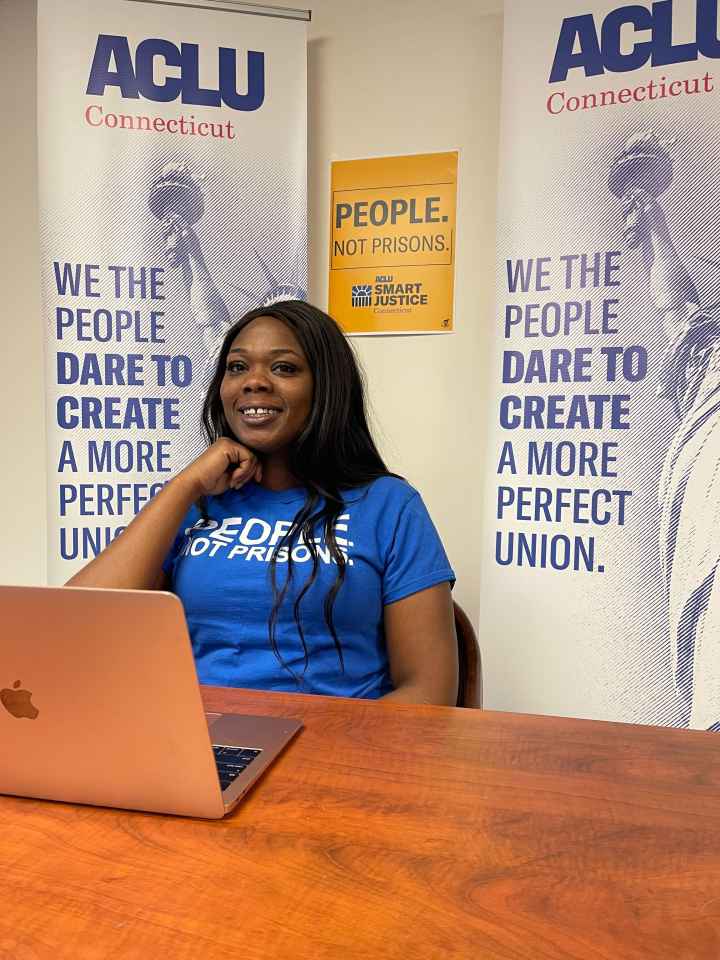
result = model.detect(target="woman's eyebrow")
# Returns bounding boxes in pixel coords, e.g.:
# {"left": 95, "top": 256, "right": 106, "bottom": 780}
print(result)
{"left": 228, "top": 347, "right": 303, "bottom": 357}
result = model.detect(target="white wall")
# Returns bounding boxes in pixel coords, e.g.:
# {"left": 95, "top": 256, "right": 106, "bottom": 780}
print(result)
{"left": 0, "top": 0, "right": 503, "bottom": 628}
{"left": 0, "top": 0, "right": 47, "bottom": 583}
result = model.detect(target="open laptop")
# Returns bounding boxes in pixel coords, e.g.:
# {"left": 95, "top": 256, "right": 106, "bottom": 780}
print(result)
{"left": 0, "top": 585, "right": 301, "bottom": 818}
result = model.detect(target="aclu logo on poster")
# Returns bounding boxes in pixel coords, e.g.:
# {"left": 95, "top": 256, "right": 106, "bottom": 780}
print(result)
{"left": 550, "top": 0, "right": 720, "bottom": 81}
{"left": 351, "top": 276, "right": 429, "bottom": 309}
{"left": 86, "top": 35, "right": 265, "bottom": 110}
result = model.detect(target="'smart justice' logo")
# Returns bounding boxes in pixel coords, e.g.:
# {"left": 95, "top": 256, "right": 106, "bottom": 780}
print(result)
{"left": 351, "top": 276, "right": 429, "bottom": 309}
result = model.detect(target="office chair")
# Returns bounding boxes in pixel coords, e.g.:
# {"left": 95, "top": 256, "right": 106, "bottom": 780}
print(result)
{"left": 453, "top": 602, "right": 482, "bottom": 709}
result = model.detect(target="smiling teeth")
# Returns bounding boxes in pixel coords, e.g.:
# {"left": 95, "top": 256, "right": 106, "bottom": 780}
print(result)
{"left": 243, "top": 407, "right": 275, "bottom": 416}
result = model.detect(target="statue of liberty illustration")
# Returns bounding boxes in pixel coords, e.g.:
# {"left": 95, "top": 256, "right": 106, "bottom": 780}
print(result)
{"left": 611, "top": 132, "right": 720, "bottom": 730}
{"left": 148, "top": 160, "right": 306, "bottom": 374}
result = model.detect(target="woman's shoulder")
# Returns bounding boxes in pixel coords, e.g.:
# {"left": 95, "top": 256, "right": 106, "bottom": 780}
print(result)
{"left": 342, "top": 475, "right": 421, "bottom": 511}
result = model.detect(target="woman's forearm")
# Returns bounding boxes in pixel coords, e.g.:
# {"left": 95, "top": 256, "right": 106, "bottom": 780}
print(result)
{"left": 66, "top": 439, "right": 260, "bottom": 590}
{"left": 65, "top": 472, "right": 202, "bottom": 590}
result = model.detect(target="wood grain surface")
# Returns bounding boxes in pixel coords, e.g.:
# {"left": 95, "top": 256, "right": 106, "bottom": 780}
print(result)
{"left": 1, "top": 687, "right": 719, "bottom": 960}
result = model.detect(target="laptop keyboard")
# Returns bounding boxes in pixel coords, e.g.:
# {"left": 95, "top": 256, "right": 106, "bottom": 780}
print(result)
{"left": 213, "top": 744, "right": 262, "bottom": 791}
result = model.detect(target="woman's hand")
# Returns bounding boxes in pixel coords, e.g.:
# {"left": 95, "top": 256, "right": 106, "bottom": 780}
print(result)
{"left": 179, "top": 438, "right": 262, "bottom": 498}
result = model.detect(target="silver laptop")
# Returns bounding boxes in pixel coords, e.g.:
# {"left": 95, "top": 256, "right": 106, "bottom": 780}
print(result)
{"left": 0, "top": 585, "right": 301, "bottom": 818}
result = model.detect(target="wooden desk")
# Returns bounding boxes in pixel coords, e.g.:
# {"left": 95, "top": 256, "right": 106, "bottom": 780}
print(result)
{"left": 1, "top": 689, "right": 719, "bottom": 959}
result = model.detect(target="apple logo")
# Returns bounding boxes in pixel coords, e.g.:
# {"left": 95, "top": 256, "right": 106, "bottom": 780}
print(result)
{"left": 0, "top": 681, "right": 39, "bottom": 720}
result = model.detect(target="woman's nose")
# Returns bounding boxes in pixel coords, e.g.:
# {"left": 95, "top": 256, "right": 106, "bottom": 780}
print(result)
{"left": 242, "top": 368, "right": 272, "bottom": 392}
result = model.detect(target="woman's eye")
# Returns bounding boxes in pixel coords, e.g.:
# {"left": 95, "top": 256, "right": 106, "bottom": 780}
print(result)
{"left": 226, "top": 361, "right": 246, "bottom": 374}
{"left": 273, "top": 362, "right": 298, "bottom": 374}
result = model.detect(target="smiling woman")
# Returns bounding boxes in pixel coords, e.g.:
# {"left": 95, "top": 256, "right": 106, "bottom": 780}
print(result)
{"left": 66, "top": 301, "right": 458, "bottom": 705}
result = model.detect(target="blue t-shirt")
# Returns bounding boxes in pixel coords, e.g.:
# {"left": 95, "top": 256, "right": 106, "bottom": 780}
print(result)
{"left": 163, "top": 476, "right": 454, "bottom": 699}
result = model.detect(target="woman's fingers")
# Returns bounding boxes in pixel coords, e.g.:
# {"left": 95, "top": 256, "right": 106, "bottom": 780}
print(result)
{"left": 226, "top": 445, "right": 259, "bottom": 489}
{"left": 229, "top": 465, "right": 256, "bottom": 490}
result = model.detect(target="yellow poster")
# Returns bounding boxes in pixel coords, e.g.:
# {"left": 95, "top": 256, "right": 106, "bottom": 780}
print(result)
{"left": 329, "top": 152, "right": 457, "bottom": 334}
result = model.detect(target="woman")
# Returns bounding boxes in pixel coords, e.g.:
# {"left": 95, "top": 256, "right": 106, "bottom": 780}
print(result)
{"left": 68, "top": 301, "right": 458, "bottom": 704}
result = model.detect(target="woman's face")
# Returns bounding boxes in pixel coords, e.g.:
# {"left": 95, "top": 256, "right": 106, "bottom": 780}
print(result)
{"left": 220, "top": 315, "right": 314, "bottom": 456}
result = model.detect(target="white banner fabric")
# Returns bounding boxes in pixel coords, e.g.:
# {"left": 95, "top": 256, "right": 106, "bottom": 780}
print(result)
{"left": 37, "top": 0, "right": 307, "bottom": 583}
{"left": 482, "top": 0, "right": 720, "bottom": 729}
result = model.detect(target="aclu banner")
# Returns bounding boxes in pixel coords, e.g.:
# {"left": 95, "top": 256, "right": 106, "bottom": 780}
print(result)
{"left": 37, "top": 0, "right": 307, "bottom": 582}
{"left": 482, "top": 0, "right": 720, "bottom": 729}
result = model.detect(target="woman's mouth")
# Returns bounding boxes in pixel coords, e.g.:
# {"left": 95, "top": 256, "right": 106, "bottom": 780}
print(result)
{"left": 237, "top": 405, "right": 282, "bottom": 426}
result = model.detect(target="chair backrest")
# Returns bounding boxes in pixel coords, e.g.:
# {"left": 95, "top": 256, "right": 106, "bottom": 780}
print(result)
{"left": 454, "top": 602, "right": 482, "bottom": 709}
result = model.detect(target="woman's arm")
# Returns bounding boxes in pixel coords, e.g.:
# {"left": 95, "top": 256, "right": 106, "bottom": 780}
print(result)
{"left": 381, "top": 582, "right": 458, "bottom": 706}
{"left": 66, "top": 439, "right": 260, "bottom": 590}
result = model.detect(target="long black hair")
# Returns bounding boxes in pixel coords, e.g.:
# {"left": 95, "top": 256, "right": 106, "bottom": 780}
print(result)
{"left": 201, "top": 300, "right": 392, "bottom": 678}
